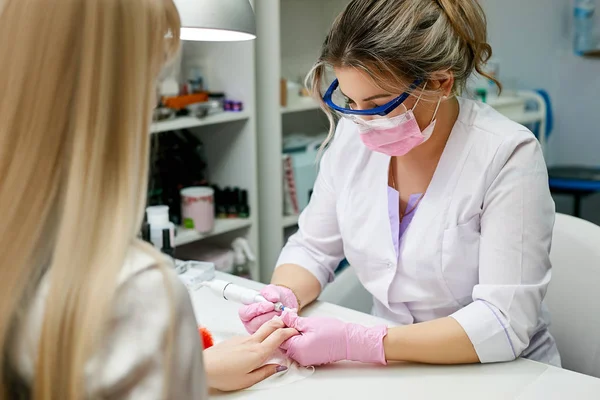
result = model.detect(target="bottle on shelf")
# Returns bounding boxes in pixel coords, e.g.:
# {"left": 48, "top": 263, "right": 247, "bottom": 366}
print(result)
{"left": 161, "top": 228, "right": 175, "bottom": 258}
{"left": 215, "top": 187, "right": 228, "bottom": 219}
{"left": 229, "top": 188, "right": 240, "bottom": 218}
{"left": 574, "top": 0, "right": 596, "bottom": 55}
{"left": 146, "top": 205, "right": 175, "bottom": 250}
{"left": 238, "top": 189, "right": 250, "bottom": 218}
{"left": 222, "top": 187, "right": 233, "bottom": 218}
{"left": 211, "top": 185, "right": 250, "bottom": 219}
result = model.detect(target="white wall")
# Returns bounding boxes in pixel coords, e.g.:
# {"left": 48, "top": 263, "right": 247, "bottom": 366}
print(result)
{"left": 482, "top": 0, "right": 600, "bottom": 166}
{"left": 280, "top": 0, "right": 350, "bottom": 82}
{"left": 281, "top": 0, "right": 599, "bottom": 165}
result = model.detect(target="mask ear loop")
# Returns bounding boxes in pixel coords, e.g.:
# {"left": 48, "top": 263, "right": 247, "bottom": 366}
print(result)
{"left": 430, "top": 95, "right": 444, "bottom": 122}
{"left": 412, "top": 82, "right": 428, "bottom": 110}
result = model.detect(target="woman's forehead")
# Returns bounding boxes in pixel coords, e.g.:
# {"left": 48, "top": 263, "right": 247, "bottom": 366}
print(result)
{"left": 334, "top": 67, "right": 389, "bottom": 98}
{"left": 334, "top": 66, "right": 415, "bottom": 100}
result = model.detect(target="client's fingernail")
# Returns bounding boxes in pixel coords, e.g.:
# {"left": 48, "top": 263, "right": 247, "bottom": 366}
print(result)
{"left": 276, "top": 365, "right": 288, "bottom": 373}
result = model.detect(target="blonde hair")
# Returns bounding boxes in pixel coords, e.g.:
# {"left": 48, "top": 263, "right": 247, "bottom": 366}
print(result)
{"left": 0, "top": 0, "right": 180, "bottom": 398}
{"left": 308, "top": 0, "right": 500, "bottom": 149}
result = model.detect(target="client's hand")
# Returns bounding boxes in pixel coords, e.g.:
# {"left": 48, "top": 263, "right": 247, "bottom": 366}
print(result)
{"left": 281, "top": 311, "right": 388, "bottom": 367}
{"left": 238, "top": 285, "right": 299, "bottom": 334}
{"left": 203, "top": 317, "right": 298, "bottom": 392}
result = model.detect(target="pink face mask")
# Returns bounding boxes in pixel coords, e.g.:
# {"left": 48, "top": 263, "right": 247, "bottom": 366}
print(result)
{"left": 356, "top": 92, "right": 443, "bottom": 157}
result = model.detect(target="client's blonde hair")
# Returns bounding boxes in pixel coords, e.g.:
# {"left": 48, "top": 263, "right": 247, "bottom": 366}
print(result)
{"left": 308, "top": 0, "right": 500, "bottom": 150}
{"left": 0, "top": 0, "right": 180, "bottom": 398}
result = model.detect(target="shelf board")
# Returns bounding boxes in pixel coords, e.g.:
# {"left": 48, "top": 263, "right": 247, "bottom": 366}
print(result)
{"left": 174, "top": 218, "right": 252, "bottom": 247}
{"left": 281, "top": 100, "right": 320, "bottom": 114}
{"left": 282, "top": 214, "right": 299, "bottom": 228}
{"left": 151, "top": 111, "right": 250, "bottom": 134}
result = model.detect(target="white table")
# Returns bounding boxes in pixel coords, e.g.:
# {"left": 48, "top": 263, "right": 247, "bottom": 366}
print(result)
{"left": 190, "top": 272, "right": 600, "bottom": 399}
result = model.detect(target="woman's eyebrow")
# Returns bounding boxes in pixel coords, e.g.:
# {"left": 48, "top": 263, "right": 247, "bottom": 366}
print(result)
{"left": 363, "top": 93, "right": 393, "bottom": 102}
{"left": 339, "top": 89, "right": 392, "bottom": 102}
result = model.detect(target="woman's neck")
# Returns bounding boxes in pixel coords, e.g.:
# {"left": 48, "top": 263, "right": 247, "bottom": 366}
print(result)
{"left": 397, "top": 96, "right": 460, "bottom": 167}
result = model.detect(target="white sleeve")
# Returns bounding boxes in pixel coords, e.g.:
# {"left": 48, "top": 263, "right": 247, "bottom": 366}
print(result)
{"left": 88, "top": 265, "right": 207, "bottom": 399}
{"left": 450, "top": 134, "right": 555, "bottom": 363}
{"left": 276, "top": 122, "right": 346, "bottom": 289}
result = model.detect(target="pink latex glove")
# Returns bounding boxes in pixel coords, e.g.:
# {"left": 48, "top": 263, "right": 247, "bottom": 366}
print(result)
{"left": 238, "top": 285, "right": 299, "bottom": 334}
{"left": 280, "top": 311, "right": 388, "bottom": 367}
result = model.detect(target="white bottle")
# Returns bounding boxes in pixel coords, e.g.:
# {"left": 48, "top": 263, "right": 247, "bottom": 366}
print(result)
{"left": 159, "top": 77, "right": 180, "bottom": 97}
{"left": 146, "top": 206, "right": 175, "bottom": 250}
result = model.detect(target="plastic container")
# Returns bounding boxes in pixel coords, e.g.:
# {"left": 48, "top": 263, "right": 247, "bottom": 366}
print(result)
{"left": 174, "top": 259, "right": 189, "bottom": 275}
{"left": 178, "top": 268, "right": 207, "bottom": 291}
{"left": 574, "top": 0, "right": 596, "bottom": 55}
{"left": 146, "top": 206, "right": 175, "bottom": 250}
{"left": 282, "top": 134, "right": 327, "bottom": 211}
{"left": 177, "top": 261, "right": 216, "bottom": 291}
{"left": 186, "top": 261, "right": 216, "bottom": 281}
{"left": 181, "top": 187, "right": 215, "bottom": 233}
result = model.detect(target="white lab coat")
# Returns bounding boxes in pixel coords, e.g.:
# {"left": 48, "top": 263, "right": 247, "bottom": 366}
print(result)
{"left": 277, "top": 97, "right": 561, "bottom": 366}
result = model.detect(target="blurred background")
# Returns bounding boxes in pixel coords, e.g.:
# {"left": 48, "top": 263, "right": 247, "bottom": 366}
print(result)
{"left": 148, "top": 0, "right": 600, "bottom": 287}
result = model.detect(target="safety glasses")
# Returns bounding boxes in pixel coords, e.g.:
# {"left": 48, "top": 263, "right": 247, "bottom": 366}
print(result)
{"left": 323, "top": 78, "right": 423, "bottom": 117}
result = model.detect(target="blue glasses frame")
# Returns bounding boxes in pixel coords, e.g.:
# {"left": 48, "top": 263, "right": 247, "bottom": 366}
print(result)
{"left": 323, "top": 78, "right": 423, "bottom": 116}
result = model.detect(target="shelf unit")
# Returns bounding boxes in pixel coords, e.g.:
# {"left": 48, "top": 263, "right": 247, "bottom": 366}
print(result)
{"left": 280, "top": 99, "right": 320, "bottom": 114}
{"left": 155, "top": 13, "right": 260, "bottom": 279}
{"left": 174, "top": 218, "right": 253, "bottom": 247}
{"left": 151, "top": 111, "right": 251, "bottom": 134}
{"left": 583, "top": 49, "right": 600, "bottom": 58}
{"left": 255, "top": 0, "right": 349, "bottom": 281}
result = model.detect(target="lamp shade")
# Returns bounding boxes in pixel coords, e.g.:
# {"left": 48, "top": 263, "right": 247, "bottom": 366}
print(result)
{"left": 174, "top": 0, "right": 256, "bottom": 42}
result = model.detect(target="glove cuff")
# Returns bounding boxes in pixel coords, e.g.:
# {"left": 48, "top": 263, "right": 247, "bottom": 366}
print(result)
{"left": 274, "top": 284, "right": 301, "bottom": 310}
{"left": 346, "top": 324, "right": 388, "bottom": 365}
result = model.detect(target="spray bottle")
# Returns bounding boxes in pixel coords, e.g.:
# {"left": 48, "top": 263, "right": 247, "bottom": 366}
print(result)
{"left": 231, "top": 238, "right": 256, "bottom": 280}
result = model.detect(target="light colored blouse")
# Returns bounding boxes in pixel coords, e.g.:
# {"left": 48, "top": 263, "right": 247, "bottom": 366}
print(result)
{"left": 11, "top": 246, "right": 207, "bottom": 399}
{"left": 387, "top": 187, "right": 422, "bottom": 247}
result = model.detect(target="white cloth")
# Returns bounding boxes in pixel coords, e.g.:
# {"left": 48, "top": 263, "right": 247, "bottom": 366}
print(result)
{"left": 277, "top": 97, "right": 560, "bottom": 366}
{"left": 11, "top": 246, "right": 207, "bottom": 399}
